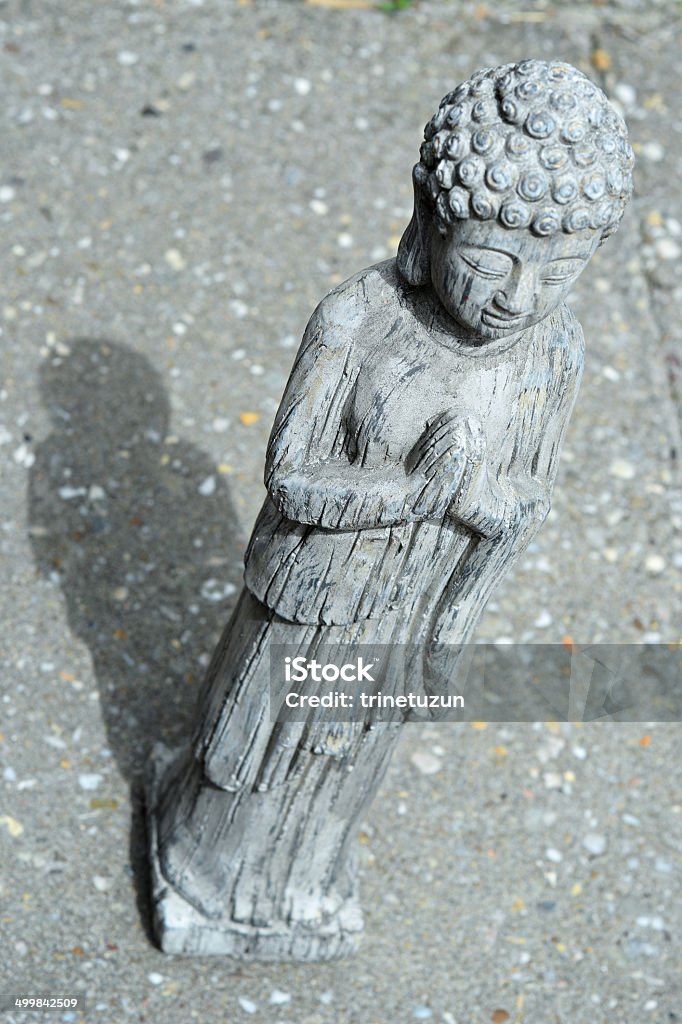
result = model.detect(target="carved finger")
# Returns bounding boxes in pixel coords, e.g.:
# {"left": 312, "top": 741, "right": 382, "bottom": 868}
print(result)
{"left": 428, "top": 409, "right": 460, "bottom": 432}
{"left": 413, "top": 478, "right": 451, "bottom": 518}
{"left": 418, "top": 410, "right": 460, "bottom": 446}
{"left": 423, "top": 419, "right": 463, "bottom": 450}
{"left": 414, "top": 422, "right": 470, "bottom": 471}
{"left": 408, "top": 411, "right": 463, "bottom": 469}
{"left": 407, "top": 429, "right": 437, "bottom": 470}
{"left": 414, "top": 438, "right": 457, "bottom": 476}
{"left": 422, "top": 442, "right": 466, "bottom": 479}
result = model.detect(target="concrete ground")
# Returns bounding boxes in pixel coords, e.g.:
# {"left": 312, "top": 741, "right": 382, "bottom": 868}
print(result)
{"left": 1, "top": 0, "right": 681, "bottom": 1021}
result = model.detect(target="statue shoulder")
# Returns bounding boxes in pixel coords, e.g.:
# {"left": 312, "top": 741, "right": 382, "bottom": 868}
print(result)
{"left": 277, "top": 262, "right": 401, "bottom": 412}
{"left": 308, "top": 259, "right": 402, "bottom": 340}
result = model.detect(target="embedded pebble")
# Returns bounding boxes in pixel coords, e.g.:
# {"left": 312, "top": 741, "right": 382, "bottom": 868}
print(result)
{"left": 44, "top": 735, "right": 67, "bottom": 749}
{"left": 58, "top": 485, "right": 86, "bottom": 500}
{"left": 640, "top": 141, "right": 664, "bottom": 162}
{"left": 0, "top": 186, "right": 16, "bottom": 203}
{"left": 117, "top": 50, "right": 139, "bottom": 66}
{"left": 0, "top": 815, "right": 24, "bottom": 837}
{"left": 269, "top": 990, "right": 291, "bottom": 1005}
{"left": 212, "top": 417, "right": 229, "bottom": 432}
{"left": 230, "top": 299, "right": 249, "bottom": 319}
{"left": 310, "top": 199, "right": 328, "bottom": 216}
{"left": 582, "top": 833, "right": 607, "bottom": 856}
{"left": 78, "top": 773, "right": 103, "bottom": 791}
{"left": 533, "top": 609, "right": 552, "bottom": 628}
{"left": 644, "top": 553, "right": 665, "bottom": 574}
{"left": 147, "top": 972, "right": 164, "bottom": 986}
{"left": 239, "top": 412, "right": 260, "bottom": 426}
{"left": 337, "top": 232, "right": 354, "bottom": 249}
{"left": 200, "top": 579, "right": 237, "bottom": 602}
{"left": 410, "top": 751, "right": 442, "bottom": 775}
{"left": 654, "top": 238, "right": 681, "bottom": 261}
{"left": 318, "top": 991, "right": 334, "bottom": 1005}
{"left": 636, "top": 915, "right": 665, "bottom": 930}
{"left": 609, "top": 458, "right": 636, "bottom": 480}
{"left": 545, "top": 847, "right": 563, "bottom": 863}
{"left": 613, "top": 82, "right": 636, "bottom": 108}
{"left": 294, "top": 77, "right": 312, "bottom": 96}
{"left": 93, "top": 875, "right": 112, "bottom": 892}
{"left": 14, "top": 444, "right": 36, "bottom": 469}
{"left": 198, "top": 475, "right": 216, "bottom": 497}
{"left": 413, "top": 1008, "right": 432, "bottom": 1021}
{"left": 177, "top": 71, "right": 196, "bottom": 91}
{"left": 164, "top": 248, "right": 186, "bottom": 271}
{"left": 237, "top": 997, "right": 257, "bottom": 1014}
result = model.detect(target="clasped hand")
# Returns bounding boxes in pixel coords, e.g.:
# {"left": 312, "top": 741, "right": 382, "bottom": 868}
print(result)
{"left": 404, "top": 410, "right": 485, "bottom": 520}
{"left": 404, "top": 411, "right": 548, "bottom": 533}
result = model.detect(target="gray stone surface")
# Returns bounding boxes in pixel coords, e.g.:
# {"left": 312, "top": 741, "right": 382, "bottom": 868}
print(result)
{"left": 1, "top": 1, "right": 681, "bottom": 1021}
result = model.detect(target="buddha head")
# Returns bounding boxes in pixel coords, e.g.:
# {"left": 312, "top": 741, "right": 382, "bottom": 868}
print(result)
{"left": 397, "top": 59, "right": 635, "bottom": 339}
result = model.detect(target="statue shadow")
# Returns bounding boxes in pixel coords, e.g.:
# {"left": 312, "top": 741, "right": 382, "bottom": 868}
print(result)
{"left": 27, "top": 338, "right": 245, "bottom": 938}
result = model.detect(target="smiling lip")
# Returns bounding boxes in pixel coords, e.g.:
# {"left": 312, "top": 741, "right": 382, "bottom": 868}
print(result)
{"left": 480, "top": 308, "right": 529, "bottom": 329}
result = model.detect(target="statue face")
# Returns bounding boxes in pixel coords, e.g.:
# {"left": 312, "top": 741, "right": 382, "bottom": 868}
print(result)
{"left": 429, "top": 219, "right": 601, "bottom": 341}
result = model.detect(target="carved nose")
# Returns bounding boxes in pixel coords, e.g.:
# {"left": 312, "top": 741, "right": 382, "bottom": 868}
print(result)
{"left": 493, "top": 289, "right": 534, "bottom": 317}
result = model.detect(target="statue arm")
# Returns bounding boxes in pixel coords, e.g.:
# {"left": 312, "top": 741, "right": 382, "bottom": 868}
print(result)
{"left": 263, "top": 289, "right": 410, "bottom": 529}
{"left": 446, "top": 311, "right": 585, "bottom": 540}
{"left": 264, "top": 286, "right": 477, "bottom": 531}
{"left": 445, "top": 467, "right": 549, "bottom": 540}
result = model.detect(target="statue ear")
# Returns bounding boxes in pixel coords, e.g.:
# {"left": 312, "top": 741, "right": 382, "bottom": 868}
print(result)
{"left": 397, "top": 169, "right": 432, "bottom": 287}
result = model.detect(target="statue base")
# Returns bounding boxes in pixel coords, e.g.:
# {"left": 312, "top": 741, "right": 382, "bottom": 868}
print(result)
{"left": 144, "top": 742, "right": 364, "bottom": 960}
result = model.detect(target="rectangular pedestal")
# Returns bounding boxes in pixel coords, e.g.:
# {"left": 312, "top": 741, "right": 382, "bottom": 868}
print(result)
{"left": 144, "top": 742, "right": 363, "bottom": 960}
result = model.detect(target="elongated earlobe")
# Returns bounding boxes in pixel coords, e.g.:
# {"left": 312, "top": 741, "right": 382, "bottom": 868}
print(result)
{"left": 397, "top": 170, "right": 432, "bottom": 287}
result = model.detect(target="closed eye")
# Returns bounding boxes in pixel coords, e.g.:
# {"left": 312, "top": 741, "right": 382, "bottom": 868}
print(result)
{"left": 539, "top": 257, "right": 586, "bottom": 285}
{"left": 459, "top": 251, "right": 511, "bottom": 280}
